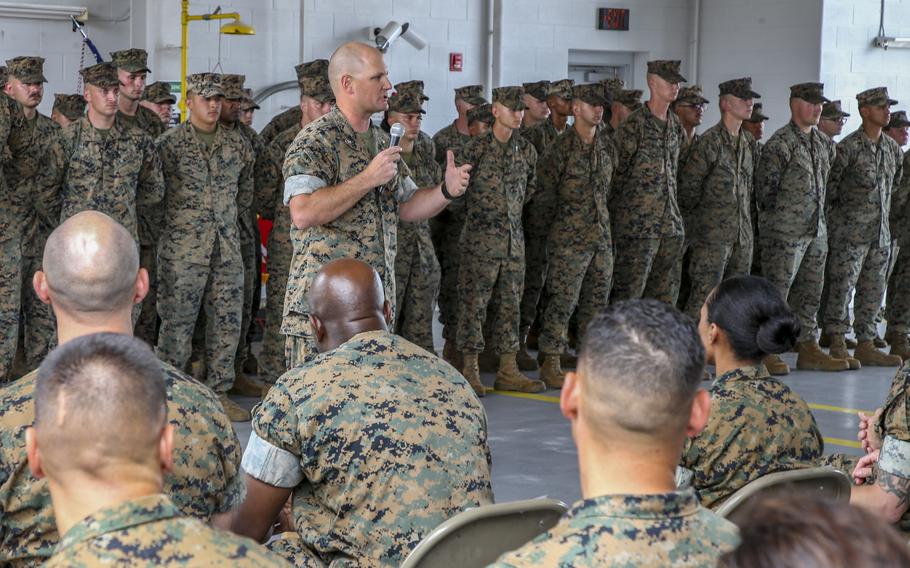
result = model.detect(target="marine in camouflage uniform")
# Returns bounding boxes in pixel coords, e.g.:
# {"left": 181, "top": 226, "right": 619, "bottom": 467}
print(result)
{"left": 457, "top": 86, "right": 544, "bottom": 394}
{"left": 609, "top": 60, "right": 688, "bottom": 304}
{"left": 389, "top": 88, "right": 443, "bottom": 352}
{"left": 518, "top": 79, "right": 573, "bottom": 361}
{"left": 678, "top": 364, "right": 824, "bottom": 509}
{"left": 678, "top": 78, "right": 759, "bottom": 321}
{"left": 258, "top": 60, "right": 318, "bottom": 146}
{"left": 50, "top": 93, "right": 86, "bottom": 126}
{"left": 673, "top": 84, "right": 708, "bottom": 168}
{"left": 111, "top": 49, "right": 165, "bottom": 140}
{"left": 155, "top": 73, "right": 254, "bottom": 408}
{"left": 46, "top": 494, "right": 286, "bottom": 567}
{"left": 489, "top": 489, "right": 739, "bottom": 567}
{"left": 755, "top": 82, "right": 845, "bottom": 372}
{"left": 257, "top": 60, "right": 333, "bottom": 383}
{"left": 4, "top": 56, "right": 60, "bottom": 370}
{"left": 823, "top": 87, "right": 904, "bottom": 367}
{"left": 0, "top": 361, "right": 245, "bottom": 565}
{"left": 242, "top": 329, "right": 493, "bottom": 566}
{"left": 887, "top": 148, "right": 910, "bottom": 358}
{"left": 743, "top": 102, "right": 770, "bottom": 277}
{"left": 0, "top": 82, "right": 25, "bottom": 383}
{"left": 537, "top": 84, "right": 615, "bottom": 388}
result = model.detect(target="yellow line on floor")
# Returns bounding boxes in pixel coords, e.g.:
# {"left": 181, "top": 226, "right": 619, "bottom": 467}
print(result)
{"left": 824, "top": 437, "right": 862, "bottom": 449}
{"left": 492, "top": 391, "right": 872, "bottom": 418}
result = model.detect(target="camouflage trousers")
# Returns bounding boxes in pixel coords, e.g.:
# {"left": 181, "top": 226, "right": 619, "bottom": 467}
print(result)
{"left": 887, "top": 244, "right": 910, "bottom": 335}
{"left": 539, "top": 239, "right": 613, "bottom": 355}
{"left": 683, "top": 239, "right": 753, "bottom": 321}
{"left": 285, "top": 325, "right": 316, "bottom": 370}
{"left": 519, "top": 192, "right": 557, "bottom": 337}
{"left": 822, "top": 241, "right": 889, "bottom": 342}
{"left": 0, "top": 237, "right": 21, "bottom": 383}
{"left": 610, "top": 235, "right": 685, "bottom": 304}
{"left": 235, "top": 216, "right": 259, "bottom": 370}
{"left": 430, "top": 205, "right": 465, "bottom": 342}
{"left": 19, "top": 255, "right": 55, "bottom": 369}
{"left": 395, "top": 222, "right": 440, "bottom": 353}
{"left": 457, "top": 255, "right": 524, "bottom": 354}
{"left": 761, "top": 234, "right": 827, "bottom": 343}
{"left": 134, "top": 243, "right": 159, "bottom": 346}
{"left": 156, "top": 240, "right": 243, "bottom": 395}
{"left": 260, "top": 214, "right": 293, "bottom": 383}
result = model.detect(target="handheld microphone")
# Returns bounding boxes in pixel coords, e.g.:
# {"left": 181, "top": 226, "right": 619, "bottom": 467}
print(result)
{"left": 389, "top": 122, "right": 405, "bottom": 148}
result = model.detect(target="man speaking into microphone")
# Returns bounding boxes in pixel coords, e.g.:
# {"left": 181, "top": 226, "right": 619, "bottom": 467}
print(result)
{"left": 280, "top": 42, "right": 473, "bottom": 368}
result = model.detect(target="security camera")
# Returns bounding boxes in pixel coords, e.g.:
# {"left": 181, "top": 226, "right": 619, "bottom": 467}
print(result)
{"left": 372, "top": 21, "right": 427, "bottom": 52}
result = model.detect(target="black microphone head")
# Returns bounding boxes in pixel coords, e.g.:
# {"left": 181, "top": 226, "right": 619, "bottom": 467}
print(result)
{"left": 389, "top": 122, "right": 405, "bottom": 146}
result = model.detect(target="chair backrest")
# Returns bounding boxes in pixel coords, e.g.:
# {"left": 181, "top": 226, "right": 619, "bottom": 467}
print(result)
{"left": 400, "top": 498, "right": 568, "bottom": 568}
{"left": 715, "top": 467, "right": 852, "bottom": 523}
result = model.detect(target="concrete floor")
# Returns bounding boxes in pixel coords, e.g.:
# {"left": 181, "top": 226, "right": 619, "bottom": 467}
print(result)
{"left": 231, "top": 334, "right": 890, "bottom": 507}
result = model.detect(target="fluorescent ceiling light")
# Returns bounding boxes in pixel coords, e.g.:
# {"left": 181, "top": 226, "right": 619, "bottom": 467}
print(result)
{"left": 0, "top": 2, "right": 88, "bottom": 22}
{"left": 873, "top": 36, "right": 910, "bottom": 49}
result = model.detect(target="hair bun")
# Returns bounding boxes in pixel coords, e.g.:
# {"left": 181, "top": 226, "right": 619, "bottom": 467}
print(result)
{"left": 755, "top": 313, "right": 800, "bottom": 355}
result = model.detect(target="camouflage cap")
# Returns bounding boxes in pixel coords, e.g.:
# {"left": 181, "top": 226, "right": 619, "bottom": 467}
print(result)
{"left": 220, "top": 73, "right": 246, "bottom": 100}
{"left": 467, "top": 103, "right": 494, "bottom": 125}
{"left": 857, "top": 86, "right": 897, "bottom": 108}
{"left": 80, "top": 62, "right": 119, "bottom": 88}
{"left": 110, "top": 48, "right": 151, "bottom": 73}
{"left": 718, "top": 77, "right": 761, "bottom": 100}
{"left": 522, "top": 80, "right": 551, "bottom": 101}
{"left": 455, "top": 84, "right": 488, "bottom": 106}
{"left": 746, "top": 102, "right": 769, "bottom": 122}
{"left": 572, "top": 83, "right": 609, "bottom": 106}
{"left": 52, "top": 93, "right": 87, "bottom": 121}
{"left": 186, "top": 72, "right": 224, "bottom": 98}
{"left": 548, "top": 78, "right": 574, "bottom": 100}
{"left": 241, "top": 88, "right": 260, "bottom": 110}
{"left": 493, "top": 86, "right": 529, "bottom": 111}
{"left": 599, "top": 77, "right": 625, "bottom": 97}
{"left": 5, "top": 56, "right": 47, "bottom": 83}
{"left": 821, "top": 100, "right": 850, "bottom": 120}
{"left": 142, "top": 81, "right": 176, "bottom": 104}
{"left": 887, "top": 110, "right": 910, "bottom": 129}
{"left": 615, "top": 88, "right": 643, "bottom": 109}
{"left": 394, "top": 80, "right": 429, "bottom": 101}
{"left": 675, "top": 84, "right": 709, "bottom": 105}
{"left": 790, "top": 82, "right": 829, "bottom": 104}
{"left": 300, "top": 74, "right": 334, "bottom": 104}
{"left": 647, "top": 60, "right": 686, "bottom": 83}
{"left": 295, "top": 59, "right": 329, "bottom": 82}
{"left": 387, "top": 91, "right": 425, "bottom": 114}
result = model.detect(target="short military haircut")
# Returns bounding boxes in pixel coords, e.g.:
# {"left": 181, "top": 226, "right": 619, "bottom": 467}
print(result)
{"left": 308, "top": 258, "right": 385, "bottom": 323}
{"left": 34, "top": 333, "right": 167, "bottom": 474}
{"left": 328, "top": 42, "right": 378, "bottom": 95}
{"left": 579, "top": 299, "right": 705, "bottom": 436}
{"left": 43, "top": 211, "right": 139, "bottom": 313}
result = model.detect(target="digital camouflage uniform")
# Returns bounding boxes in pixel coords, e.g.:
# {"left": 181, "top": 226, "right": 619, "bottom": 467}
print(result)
{"left": 281, "top": 107, "right": 417, "bottom": 366}
{"left": 155, "top": 73, "right": 254, "bottom": 395}
{"left": 538, "top": 96, "right": 615, "bottom": 358}
{"left": 519, "top": 79, "right": 573, "bottom": 340}
{"left": 887, "top": 149, "right": 910, "bottom": 338}
{"left": 0, "top": 361, "right": 244, "bottom": 566}
{"left": 457, "top": 91, "right": 537, "bottom": 355}
{"left": 678, "top": 79, "right": 760, "bottom": 320}
{"left": 489, "top": 489, "right": 739, "bottom": 567}
{"left": 756, "top": 85, "right": 836, "bottom": 343}
{"left": 242, "top": 330, "right": 493, "bottom": 566}
{"left": 50, "top": 93, "right": 86, "bottom": 122}
{"left": 45, "top": 494, "right": 286, "bottom": 567}
{"left": 0, "top": 90, "right": 24, "bottom": 383}
{"left": 4, "top": 56, "right": 60, "bottom": 370}
{"left": 675, "top": 84, "right": 709, "bottom": 169}
{"left": 823, "top": 89, "right": 902, "bottom": 342}
{"left": 261, "top": 106, "right": 302, "bottom": 146}
{"left": 679, "top": 364, "right": 824, "bottom": 509}
{"left": 609, "top": 100, "right": 687, "bottom": 303}
{"left": 390, "top": 91, "right": 443, "bottom": 353}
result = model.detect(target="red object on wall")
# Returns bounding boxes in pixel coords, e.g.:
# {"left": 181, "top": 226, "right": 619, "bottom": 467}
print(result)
{"left": 449, "top": 52, "right": 463, "bottom": 72}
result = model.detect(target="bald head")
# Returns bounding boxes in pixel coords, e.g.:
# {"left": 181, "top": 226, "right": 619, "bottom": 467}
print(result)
{"left": 327, "top": 42, "right": 390, "bottom": 117}
{"left": 328, "top": 42, "right": 379, "bottom": 94}
{"left": 42, "top": 211, "right": 139, "bottom": 313}
{"left": 308, "top": 259, "right": 390, "bottom": 352}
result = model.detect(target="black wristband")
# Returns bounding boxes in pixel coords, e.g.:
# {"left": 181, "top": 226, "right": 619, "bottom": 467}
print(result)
{"left": 440, "top": 181, "right": 460, "bottom": 200}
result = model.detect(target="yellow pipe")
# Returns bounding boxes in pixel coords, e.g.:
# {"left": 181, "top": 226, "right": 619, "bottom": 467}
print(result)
{"left": 179, "top": 0, "right": 248, "bottom": 121}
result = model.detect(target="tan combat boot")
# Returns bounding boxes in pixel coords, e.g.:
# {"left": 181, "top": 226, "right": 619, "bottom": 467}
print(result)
{"left": 537, "top": 351, "right": 578, "bottom": 368}
{"left": 796, "top": 340, "right": 849, "bottom": 372}
{"left": 494, "top": 353, "right": 546, "bottom": 393}
{"left": 229, "top": 368, "right": 268, "bottom": 397}
{"left": 819, "top": 333, "right": 857, "bottom": 349}
{"left": 516, "top": 341, "right": 539, "bottom": 371}
{"left": 886, "top": 331, "right": 910, "bottom": 362}
{"left": 461, "top": 353, "right": 486, "bottom": 397}
{"left": 854, "top": 340, "right": 903, "bottom": 367}
{"left": 762, "top": 354, "right": 790, "bottom": 376}
{"left": 219, "top": 395, "right": 251, "bottom": 422}
{"left": 828, "top": 334, "right": 861, "bottom": 370}
{"left": 874, "top": 335, "right": 888, "bottom": 349}
{"left": 443, "top": 340, "right": 463, "bottom": 369}
{"left": 539, "top": 354, "right": 565, "bottom": 389}
{"left": 479, "top": 348, "right": 498, "bottom": 373}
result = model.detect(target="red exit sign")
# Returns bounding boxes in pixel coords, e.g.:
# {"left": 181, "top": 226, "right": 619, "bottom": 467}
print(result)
{"left": 597, "top": 8, "right": 630, "bottom": 31}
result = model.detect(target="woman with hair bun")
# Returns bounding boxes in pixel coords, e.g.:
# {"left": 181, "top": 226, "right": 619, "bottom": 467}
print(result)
{"left": 678, "top": 275, "right": 824, "bottom": 509}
